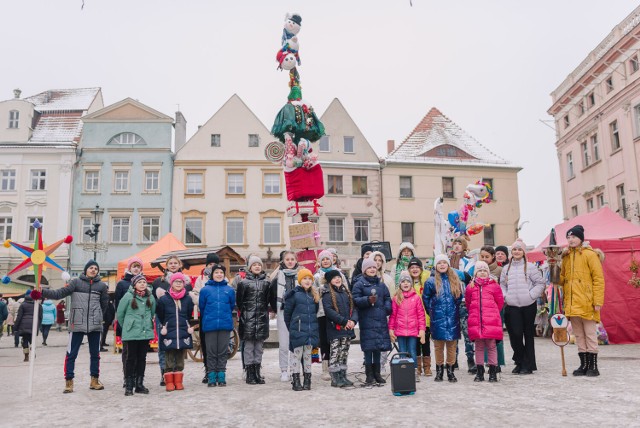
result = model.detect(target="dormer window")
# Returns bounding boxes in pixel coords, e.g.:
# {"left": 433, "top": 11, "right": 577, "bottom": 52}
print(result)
{"left": 108, "top": 132, "right": 145, "bottom": 145}
{"left": 8, "top": 110, "right": 19, "bottom": 129}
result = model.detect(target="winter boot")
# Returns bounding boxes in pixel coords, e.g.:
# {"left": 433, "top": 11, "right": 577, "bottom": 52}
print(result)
{"left": 488, "top": 365, "right": 498, "bottom": 382}
{"left": 291, "top": 373, "right": 303, "bottom": 391}
{"left": 89, "top": 376, "right": 104, "bottom": 390}
{"left": 135, "top": 376, "right": 149, "bottom": 394}
{"left": 474, "top": 365, "right": 485, "bottom": 382}
{"left": 254, "top": 364, "right": 266, "bottom": 384}
{"left": 446, "top": 364, "right": 458, "bottom": 383}
{"left": 373, "top": 363, "right": 386, "bottom": 384}
{"left": 23, "top": 348, "right": 29, "bottom": 362}
{"left": 303, "top": 372, "right": 312, "bottom": 390}
{"left": 160, "top": 369, "right": 166, "bottom": 386}
{"left": 340, "top": 370, "right": 354, "bottom": 387}
{"left": 416, "top": 356, "right": 423, "bottom": 376}
{"left": 364, "top": 364, "right": 375, "bottom": 385}
{"left": 467, "top": 356, "right": 477, "bottom": 374}
{"left": 573, "top": 352, "right": 588, "bottom": 376}
{"left": 434, "top": 365, "right": 444, "bottom": 382}
{"left": 424, "top": 356, "right": 433, "bottom": 376}
{"left": 124, "top": 377, "right": 135, "bottom": 396}
{"left": 63, "top": 379, "right": 74, "bottom": 394}
{"left": 174, "top": 371, "right": 184, "bottom": 390}
{"left": 453, "top": 357, "right": 459, "bottom": 369}
{"left": 164, "top": 372, "right": 176, "bottom": 391}
{"left": 330, "top": 371, "right": 341, "bottom": 387}
{"left": 202, "top": 367, "right": 209, "bottom": 384}
{"left": 321, "top": 360, "right": 331, "bottom": 381}
{"left": 246, "top": 365, "right": 257, "bottom": 385}
{"left": 207, "top": 371, "right": 217, "bottom": 387}
{"left": 280, "top": 370, "right": 290, "bottom": 382}
{"left": 217, "top": 371, "right": 227, "bottom": 386}
{"left": 585, "top": 353, "right": 600, "bottom": 377}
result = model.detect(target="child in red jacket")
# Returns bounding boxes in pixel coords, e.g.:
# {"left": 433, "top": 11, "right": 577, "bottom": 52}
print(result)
{"left": 465, "top": 261, "right": 504, "bottom": 382}
{"left": 389, "top": 271, "right": 426, "bottom": 382}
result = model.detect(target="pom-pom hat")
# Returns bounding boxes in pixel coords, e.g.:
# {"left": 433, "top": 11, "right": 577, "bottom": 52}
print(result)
{"left": 434, "top": 254, "right": 450, "bottom": 267}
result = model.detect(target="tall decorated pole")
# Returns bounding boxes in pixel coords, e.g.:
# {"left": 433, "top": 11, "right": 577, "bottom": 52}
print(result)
{"left": 2, "top": 220, "right": 73, "bottom": 396}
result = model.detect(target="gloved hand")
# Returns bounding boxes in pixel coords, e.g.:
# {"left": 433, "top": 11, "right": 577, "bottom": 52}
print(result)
{"left": 368, "top": 295, "right": 377, "bottom": 305}
{"left": 156, "top": 288, "right": 166, "bottom": 298}
{"left": 30, "top": 290, "right": 42, "bottom": 300}
{"left": 419, "top": 330, "right": 426, "bottom": 344}
{"left": 161, "top": 324, "right": 168, "bottom": 336}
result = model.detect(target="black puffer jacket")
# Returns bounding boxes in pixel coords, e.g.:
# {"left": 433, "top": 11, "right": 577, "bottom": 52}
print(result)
{"left": 115, "top": 273, "right": 134, "bottom": 310}
{"left": 322, "top": 284, "right": 358, "bottom": 342}
{"left": 15, "top": 296, "right": 43, "bottom": 335}
{"left": 237, "top": 271, "right": 272, "bottom": 341}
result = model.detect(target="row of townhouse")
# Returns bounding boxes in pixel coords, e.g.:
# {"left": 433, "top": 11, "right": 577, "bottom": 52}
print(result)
{"left": 0, "top": 88, "right": 521, "bottom": 290}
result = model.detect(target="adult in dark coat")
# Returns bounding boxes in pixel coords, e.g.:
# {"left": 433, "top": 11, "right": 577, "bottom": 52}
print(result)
{"left": 56, "top": 300, "right": 66, "bottom": 331}
{"left": 101, "top": 298, "right": 116, "bottom": 351}
{"left": 14, "top": 292, "right": 42, "bottom": 361}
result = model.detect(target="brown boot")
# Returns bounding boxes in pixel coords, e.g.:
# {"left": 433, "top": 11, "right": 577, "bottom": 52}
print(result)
{"left": 23, "top": 348, "right": 29, "bottom": 362}
{"left": 89, "top": 376, "right": 104, "bottom": 390}
{"left": 164, "top": 372, "right": 176, "bottom": 391}
{"left": 174, "top": 371, "right": 184, "bottom": 390}
{"left": 416, "top": 356, "right": 423, "bottom": 376}
{"left": 63, "top": 379, "right": 74, "bottom": 394}
{"left": 424, "top": 356, "right": 433, "bottom": 376}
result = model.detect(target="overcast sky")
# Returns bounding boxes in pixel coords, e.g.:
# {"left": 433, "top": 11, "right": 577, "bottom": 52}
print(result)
{"left": 2, "top": 0, "right": 637, "bottom": 245}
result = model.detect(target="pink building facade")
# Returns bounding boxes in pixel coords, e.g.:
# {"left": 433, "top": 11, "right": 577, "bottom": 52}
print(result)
{"left": 549, "top": 6, "right": 640, "bottom": 223}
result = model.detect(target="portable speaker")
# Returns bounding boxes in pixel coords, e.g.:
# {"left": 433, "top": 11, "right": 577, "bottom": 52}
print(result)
{"left": 390, "top": 352, "right": 416, "bottom": 396}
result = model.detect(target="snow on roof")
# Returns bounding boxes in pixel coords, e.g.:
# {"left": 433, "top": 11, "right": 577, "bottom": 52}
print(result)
{"left": 24, "top": 87, "right": 100, "bottom": 112}
{"left": 386, "top": 107, "right": 515, "bottom": 168}
{"left": 31, "top": 113, "right": 84, "bottom": 143}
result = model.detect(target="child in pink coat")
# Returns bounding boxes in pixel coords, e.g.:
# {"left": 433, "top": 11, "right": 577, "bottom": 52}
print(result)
{"left": 389, "top": 271, "right": 426, "bottom": 380}
{"left": 465, "top": 261, "right": 504, "bottom": 383}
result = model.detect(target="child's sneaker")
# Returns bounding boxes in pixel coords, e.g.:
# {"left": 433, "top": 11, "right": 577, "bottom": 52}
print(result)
{"left": 280, "top": 371, "right": 290, "bottom": 382}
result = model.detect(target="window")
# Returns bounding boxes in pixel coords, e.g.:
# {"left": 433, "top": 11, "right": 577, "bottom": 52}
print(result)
{"left": 30, "top": 170, "right": 46, "bottom": 190}
{"left": 211, "top": 134, "right": 221, "bottom": 147}
{"left": 8, "top": 110, "right": 19, "bottom": 128}
{"left": 606, "top": 76, "right": 614, "bottom": 93}
{"left": 111, "top": 217, "right": 130, "bottom": 243}
{"left": 0, "top": 217, "right": 12, "bottom": 240}
{"left": 114, "top": 171, "right": 129, "bottom": 192}
{"left": 590, "top": 134, "right": 600, "bottom": 161}
{"left": 567, "top": 152, "right": 574, "bottom": 178}
{"left": 226, "top": 218, "right": 244, "bottom": 244}
{"left": 319, "top": 136, "right": 330, "bottom": 152}
{"left": 587, "top": 92, "right": 595, "bottom": 109}
{"left": 571, "top": 205, "right": 578, "bottom": 217}
{"left": 563, "top": 115, "right": 570, "bottom": 129}
{"left": 581, "top": 142, "right": 589, "bottom": 168}
{"left": 597, "top": 193, "right": 605, "bottom": 208}
{"left": 483, "top": 224, "right": 495, "bottom": 246}
{"left": 442, "top": 177, "right": 454, "bottom": 198}
{"left": 185, "top": 218, "right": 203, "bottom": 244}
{"left": 109, "top": 132, "right": 144, "bottom": 145}
{"left": 227, "top": 173, "right": 244, "bottom": 194}
{"left": 343, "top": 136, "right": 354, "bottom": 153}
{"left": 248, "top": 134, "right": 260, "bottom": 147}
{"left": 617, "top": 184, "right": 627, "bottom": 218}
{"left": 26, "top": 217, "right": 43, "bottom": 241}
{"left": 352, "top": 176, "right": 368, "bottom": 195}
{"left": 400, "top": 176, "right": 413, "bottom": 198}
{"left": 610, "top": 120, "right": 620, "bottom": 151}
{"left": 263, "top": 217, "right": 281, "bottom": 244}
{"left": 578, "top": 101, "right": 585, "bottom": 116}
{"left": 144, "top": 171, "right": 160, "bottom": 192}
{"left": 354, "top": 219, "right": 369, "bottom": 242}
{"left": 81, "top": 217, "right": 93, "bottom": 243}
{"left": 1, "top": 169, "right": 16, "bottom": 191}
{"left": 587, "top": 198, "right": 594, "bottom": 213}
{"left": 631, "top": 55, "right": 639, "bottom": 73}
{"left": 328, "top": 175, "right": 343, "bottom": 194}
{"left": 141, "top": 216, "right": 160, "bottom": 242}
{"left": 186, "top": 173, "right": 203, "bottom": 194}
{"left": 84, "top": 171, "right": 99, "bottom": 193}
{"left": 328, "top": 218, "right": 345, "bottom": 242}
{"left": 401, "top": 222, "right": 414, "bottom": 243}
{"left": 263, "top": 173, "right": 280, "bottom": 194}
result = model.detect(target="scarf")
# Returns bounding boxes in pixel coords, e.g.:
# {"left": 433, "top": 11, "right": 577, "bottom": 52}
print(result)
{"left": 395, "top": 255, "right": 411, "bottom": 283}
{"left": 135, "top": 288, "right": 147, "bottom": 298}
{"left": 320, "top": 266, "right": 333, "bottom": 273}
{"left": 169, "top": 288, "right": 185, "bottom": 300}
{"left": 474, "top": 276, "right": 491, "bottom": 287}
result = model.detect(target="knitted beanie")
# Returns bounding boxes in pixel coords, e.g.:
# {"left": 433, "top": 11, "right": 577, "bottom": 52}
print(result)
{"left": 362, "top": 257, "right": 377, "bottom": 272}
{"left": 566, "top": 225, "right": 585, "bottom": 242}
{"left": 495, "top": 246, "right": 509, "bottom": 257}
{"left": 324, "top": 269, "right": 342, "bottom": 284}
{"left": 247, "top": 255, "right": 263, "bottom": 268}
{"left": 126, "top": 257, "right": 143, "bottom": 272}
{"left": 131, "top": 274, "right": 147, "bottom": 286}
{"left": 474, "top": 261, "right": 490, "bottom": 274}
{"left": 511, "top": 239, "right": 527, "bottom": 251}
{"left": 297, "top": 268, "right": 313, "bottom": 283}
{"left": 169, "top": 272, "right": 187, "bottom": 285}
{"left": 408, "top": 257, "right": 422, "bottom": 269}
{"left": 434, "top": 254, "right": 450, "bottom": 267}
{"left": 83, "top": 259, "right": 99, "bottom": 275}
{"left": 318, "top": 250, "right": 333, "bottom": 263}
{"left": 398, "top": 270, "right": 412, "bottom": 284}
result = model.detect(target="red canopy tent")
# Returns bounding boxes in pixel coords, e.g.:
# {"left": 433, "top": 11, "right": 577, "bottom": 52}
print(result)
{"left": 528, "top": 207, "right": 640, "bottom": 344}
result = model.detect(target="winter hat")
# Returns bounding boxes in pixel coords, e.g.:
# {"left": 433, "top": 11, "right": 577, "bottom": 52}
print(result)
{"left": 318, "top": 250, "right": 333, "bottom": 263}
{"left": 289, "top": 14, "right": 302, "bottom": 26}
{"left": 206, "top": 253, "right": 220, "bottom": 266}
{"left": 362, "top": 257, "right": 377, "bottom": 272}
{"left": 495, "top": 246, "right": 509, "bottom": 257}
{"left": 297, "top": 268, "right": 313, "bottom": 283}
{"left": 434, "top": 254, "right": 450, "bottom": 267}
{"left": 169, "top": 272, "right": 187, "bottom": 286}
{"left": 398, "top": 270, "right": 412, "bottom": 284}
{"left": 474, "top": 261, "right": 490, "bottom": 275}
{"left": 408, "top": 257, "right": 423, "bottom": 269}
{"left": 361, "top": 244, "right": 374, "bottom": 257}
{"left": 247, "top": 255, "right": 263, "bottom": 269}
{"left": 326, "top": 248, "right": 338, "bottom": 257}
{"left": 371, "top": 251, "right": 387, "bottom": 265}
{"left": 126, "top": 257, "right": 143, "bottom": 272}
{"left": 25, "top": 289, "right": 32, "bottom": 296}
{"left": 83, "top": 259, "right": 99, "bottom": 275}
{"left": 324, "top": 269, "right": 342, "bottom": 284}
{"left": 131, "top": 274, "right": 147, "bottom": 286}
{"left": 566, "top": 225, "right": 585, "bottom": 242}
{"left": 398, "top": 242, "right": 415, "bottom": 254}
{"left": 210, "top": 264, "right": 226, "bottom": 277}
{"left": 511, "top": 239, "right": 527, "bottom": 251}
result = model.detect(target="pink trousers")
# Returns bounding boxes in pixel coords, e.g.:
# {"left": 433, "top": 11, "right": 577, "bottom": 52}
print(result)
{"left": 475, "top": 339, "right": 497, "bottom": 366}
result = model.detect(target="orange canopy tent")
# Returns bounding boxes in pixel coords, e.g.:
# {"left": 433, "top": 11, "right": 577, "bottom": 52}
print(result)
{"left": 116, "top": 233, "right": 202, "bottom": 280}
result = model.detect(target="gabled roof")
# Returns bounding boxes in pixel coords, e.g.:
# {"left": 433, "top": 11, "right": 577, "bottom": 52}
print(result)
{"left": 387, "top": 107, "right": 516, "bottom": 168}
{"left": 24, "top": 87, "right": 101, "bottom": 112}
{"left": 83, "top": 97, "right": 173, "bottom": 122}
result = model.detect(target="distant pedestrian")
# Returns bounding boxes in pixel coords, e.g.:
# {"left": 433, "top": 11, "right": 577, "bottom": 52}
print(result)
{"left": 41, "top": 299, "right": 56, "bottom": 346}
{"left": 56, "top": 300, "right": 66, "bottom": 332}
{"left": 101, "top": 297, "right": 115, "bottom": 351}
{"left": 6, "top": 298, "right": 16, "bottom": 337}
{"left": 10, "top": 298, "right": 21, "bottom": 347}
{"left": 0, "top": 294, "right": 8, "bottom": 339}
{"left": 14, "top": 290, "right": 42, "bottom": 362}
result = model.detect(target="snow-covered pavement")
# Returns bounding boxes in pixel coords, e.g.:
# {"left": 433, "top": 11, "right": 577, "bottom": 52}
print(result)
{"left": 1, "top": 330, "right": 639, "bottom": 427}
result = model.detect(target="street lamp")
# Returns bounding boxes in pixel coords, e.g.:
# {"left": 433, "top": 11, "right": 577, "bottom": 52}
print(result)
{"left": 84, "top": 204, "right": 104, "bottom": 260}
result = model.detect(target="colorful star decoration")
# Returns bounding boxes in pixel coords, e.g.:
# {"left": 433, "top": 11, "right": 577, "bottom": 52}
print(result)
{"left": 2, "top": 220, "right": 73, "bottom": 289}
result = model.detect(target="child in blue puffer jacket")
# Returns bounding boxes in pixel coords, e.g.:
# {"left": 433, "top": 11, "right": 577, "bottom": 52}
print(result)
{"left": 199, "top": 264, "right": 235, "bottom": 387}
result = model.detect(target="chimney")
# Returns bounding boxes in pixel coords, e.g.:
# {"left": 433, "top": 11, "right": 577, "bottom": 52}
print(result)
{"left": 387, "top": 139, "right": 395, "bottom": 154}
{"left": 13, "top": 88, "right": 21, "bottom": 99}
{"left": 174, "top": 111, "right": 187, "bottom": 152}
